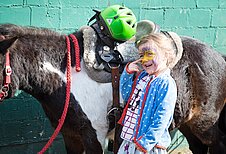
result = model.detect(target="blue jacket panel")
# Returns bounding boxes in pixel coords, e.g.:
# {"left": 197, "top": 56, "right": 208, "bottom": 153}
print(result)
{"left": 120, "top": 68, "right": 177, "bottom": 151}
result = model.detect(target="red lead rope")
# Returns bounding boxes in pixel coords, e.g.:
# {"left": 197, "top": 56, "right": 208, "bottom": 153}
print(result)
{"left": 69, "top": 34, "right": 81, "bottom": 72}
{"left": 38, "top": 36, "right": 73, "bottom": 154}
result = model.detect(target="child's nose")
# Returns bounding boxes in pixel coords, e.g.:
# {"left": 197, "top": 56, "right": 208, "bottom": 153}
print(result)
{"left": 141, "top": 58, "right": 149, "bottom": 64}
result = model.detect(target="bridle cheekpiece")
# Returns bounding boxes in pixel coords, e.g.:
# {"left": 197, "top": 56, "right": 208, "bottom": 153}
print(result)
{"left": 0, "top": 51, "right": 12, "bottom": 101}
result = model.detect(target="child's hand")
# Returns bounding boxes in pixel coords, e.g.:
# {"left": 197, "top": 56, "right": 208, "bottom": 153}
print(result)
{"left": 127, "top": 59, "right": 142, "bottom": 73}
{"left": 135, "top": 144, "right": 147, "bottom": 153}
{"left": 136, "top": 146, "right": 144, "bottom": 152}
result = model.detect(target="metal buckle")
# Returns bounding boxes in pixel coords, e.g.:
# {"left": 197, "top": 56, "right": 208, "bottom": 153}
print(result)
{"left": 5, "top": 66, "right": 12, "bottom": 76}
{"left": 107, "top": 63, "right": 120, "bottom": 69}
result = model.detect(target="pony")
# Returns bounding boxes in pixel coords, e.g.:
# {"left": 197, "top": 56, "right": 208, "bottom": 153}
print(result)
{"left": 170, "top": 36, "right": 226, "bottom": 154}
{"left": 0, "top": 23, "right": 226, "bottom": 154}
{"left": 0, "top": 24, "right": 114, "bottom": 154}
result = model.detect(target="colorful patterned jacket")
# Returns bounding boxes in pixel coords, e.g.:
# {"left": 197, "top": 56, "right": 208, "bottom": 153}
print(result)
{"left": 118, "top": 67, "right": 177, "bottom": 152}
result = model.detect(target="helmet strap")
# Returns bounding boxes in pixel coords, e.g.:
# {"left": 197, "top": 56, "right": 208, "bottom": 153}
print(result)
{"left": 87, "top": 9, "right": 101, "bottom": 25}
{"left": 91, "top": 22, "right": 117, "bottom": 49}
{"left": 88, "top": 10, "right": 124, "bottom": 49}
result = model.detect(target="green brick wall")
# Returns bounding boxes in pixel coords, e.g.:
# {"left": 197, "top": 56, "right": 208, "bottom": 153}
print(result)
{"left": 0, "top": 0, "right": 225, "bottom": 153}
{"left": 1, "top": 0, "right": 226, "bottom": 53}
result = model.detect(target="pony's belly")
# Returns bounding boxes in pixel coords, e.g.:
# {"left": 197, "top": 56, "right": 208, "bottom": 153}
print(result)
{"left": 70, "top": 67, "right": 112, "bottom": 145}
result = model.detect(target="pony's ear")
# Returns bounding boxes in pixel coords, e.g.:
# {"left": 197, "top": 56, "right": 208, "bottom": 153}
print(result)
{"left": 0, "top": 37, "right": 17, "bottom": 55}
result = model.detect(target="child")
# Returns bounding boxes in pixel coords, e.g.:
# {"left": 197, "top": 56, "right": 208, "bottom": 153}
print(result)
{"left": 118, "top": 32, "right": 177, "bottom": 154}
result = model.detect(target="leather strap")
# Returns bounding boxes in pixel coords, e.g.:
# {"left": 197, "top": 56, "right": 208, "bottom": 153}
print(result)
{"left": 111, "top": 66, "right": 121, "bottom": 154}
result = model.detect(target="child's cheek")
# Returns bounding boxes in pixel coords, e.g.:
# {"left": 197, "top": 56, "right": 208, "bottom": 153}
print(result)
{"left": 152, "top": 56, "right": 159, "bottom": 66}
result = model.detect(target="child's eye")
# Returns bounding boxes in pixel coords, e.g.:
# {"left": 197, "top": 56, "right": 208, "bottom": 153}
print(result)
{"left": 139, "top": 54, "right": 144, "bottom": 58}
{"left": 147, "top": 52, "right": 155, "bottom": 57}
{"left": 147, "top": 53, "right": 152, "bottom": 56}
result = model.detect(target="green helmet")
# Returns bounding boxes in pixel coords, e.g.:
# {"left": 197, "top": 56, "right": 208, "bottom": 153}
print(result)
{"left": 99, "top": 5, "right": 137, "bottom": 41}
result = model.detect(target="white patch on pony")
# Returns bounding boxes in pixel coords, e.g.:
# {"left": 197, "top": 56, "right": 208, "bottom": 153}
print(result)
{"left": 70, "top": 61, "right": 112, "bottom": 146}
{"left": 41, "top": 61, "right": 66, "bottom": 80}
{"left": 41, "top": 60, "right": 112, "bottom": 147}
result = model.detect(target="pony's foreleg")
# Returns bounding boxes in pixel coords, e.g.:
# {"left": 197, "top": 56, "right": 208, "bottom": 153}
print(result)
{"left": 209, "top": 105, "right": 226, "bottom": 154}
{"left": 179, "top": 124, "right": 208, "bottom": 154}
{"left": 61, "top": 132, "right": 84, "bottom": 154}
{"left": 63, "top": 101, "right": 103, "bottom": 154}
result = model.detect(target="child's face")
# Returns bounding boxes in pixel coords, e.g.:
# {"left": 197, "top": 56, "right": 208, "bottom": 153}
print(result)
{"left": 138, "top": 42, "right": 167, "bottom": 75}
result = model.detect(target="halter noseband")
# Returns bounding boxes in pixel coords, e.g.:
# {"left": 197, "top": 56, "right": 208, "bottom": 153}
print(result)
{"left": 0, "top": 51, "right": 12, "bottom": 101}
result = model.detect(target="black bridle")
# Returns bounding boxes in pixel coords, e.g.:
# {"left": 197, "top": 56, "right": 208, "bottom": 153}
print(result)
{"left": 94, "top": 40, "right": 128, "bottom": 74}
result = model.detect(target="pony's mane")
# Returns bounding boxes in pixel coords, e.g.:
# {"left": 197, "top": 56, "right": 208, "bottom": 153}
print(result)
{"left": 0, "top": 24, "right": 61, "bottom": 38}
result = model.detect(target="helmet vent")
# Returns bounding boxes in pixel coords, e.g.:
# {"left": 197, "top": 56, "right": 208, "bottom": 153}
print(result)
{"left": 126, "top": 21, "right": 132, "bottom": 25}
{"left": 99, "top": 5, "right": 136, "bottom": 41}
{"left": 114, "top": 15, "right": 119, "bottom": 19}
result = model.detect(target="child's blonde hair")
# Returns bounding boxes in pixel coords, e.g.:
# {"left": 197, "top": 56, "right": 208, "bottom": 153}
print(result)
{"left": 136, "top": 33, "right": 177, "bottom": 68}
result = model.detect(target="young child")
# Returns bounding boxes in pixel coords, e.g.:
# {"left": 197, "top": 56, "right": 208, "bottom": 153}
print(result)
{"left": 117, "top": 32, "right": 177, "bottom": 154}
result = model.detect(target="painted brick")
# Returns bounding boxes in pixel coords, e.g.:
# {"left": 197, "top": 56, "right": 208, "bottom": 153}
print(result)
{"left": 0, "top": 7, "right": 30, "bottom": 25}
{"left": 31, "top": 7, "right": 60, "bottom": 29}
{"left": 139, "top": 9, "right": 164, "bottom": 26}
{"left": 212, "top": 9, "right": 226, "bottom": 27}
{"left": 119, "top": 0, "right": 144, "bottom": 9}
{"left": 26, "top": 0, "right": 48, "bottom": 6}
{"left": 188, "top": 9, "right": 211, "bottom": 27}
{"left": 97, "top": 0, "right": 110, "bottom": 8}
{"left": 166, "top": 9, "right": 212, "bottom": 28}
{"left": 156, "top": 0, "right": 173, "bottom": 7}
{"left": 192, "top": 28, "right": 215, "bottom": 45}
{"left": 127, "top": 8, "right": 139, "bottom": 21}
{"left": 164, "top": 9, "right": 189, "bottom": 27}
{"left": 141, "top": 0, "right": 196, "bottom": 8}
{"left": 61, "top": 0, "right": 98, "bottom": 7}
{"left": 172, "top": 27, "right": 215, "bottom": 45}
{"left": 98, "top": 0, "right": 124, "bottom": 8}
{"left": 164, "top": 0, "right": 196, "bottom": 8}
{"left": 98, "top": 0, "right": 142, "bottom": 9}
{"left": 220, "top": 0, "right": 226, "bottom": 8}
{"left": 0, "top": 0, "right": 23, "bottom": 5}
{"left": 214, "top": 46, "right": 226, "bottom": 55}
{"left": 197, "top": 0, "right": 219, "bottom": 8}
{"left": 0, "top": 0, "right": 23, "bottom": 6}
{"left": 61, "top": 7, "right": 93, "bottom": 29}
{"left": 142, "top": 0, "right": 162, "bottom": 8}
{"left": 173, "top": 28, "right": 195, "bottom": 37}
{"left": 215, "top": 28, "right": 226, "bottom": 46}
{"left": 171, "top": 0, "right": 196, "bottom": 8}
{"left": 48, "top": 0, "right": 61, "bottom": 6}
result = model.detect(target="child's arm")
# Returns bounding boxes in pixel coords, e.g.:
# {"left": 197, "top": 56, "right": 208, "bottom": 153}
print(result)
{"left": 120, "top": 59, "right": 141, "bottom": 101}
{"left": 120, "top": 63, "right": 136, "bottom": 101}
